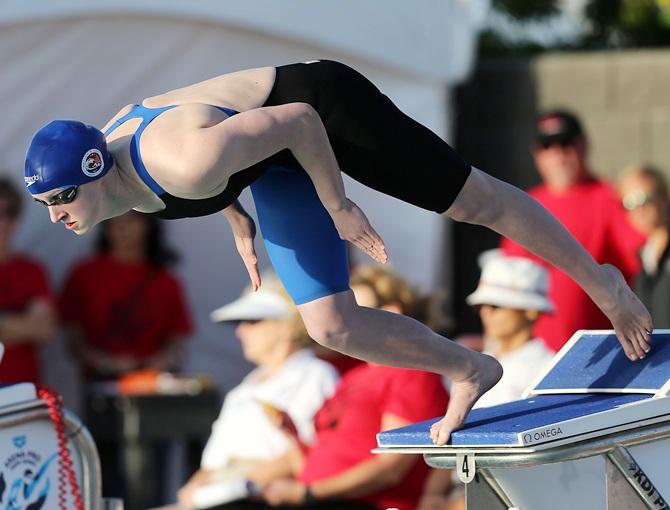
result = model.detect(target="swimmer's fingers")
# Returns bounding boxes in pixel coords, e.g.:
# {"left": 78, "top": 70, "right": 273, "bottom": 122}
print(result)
{"left": 361, "top": 228, "right": 388, "bottom": 263}
{"left": 331, "top": 199, "right": 388, "bottom": 263}
{"left": 234, "top": 236, "right": 261, "bottom": 291}
{"left": 354, "top": 232, "right": 388, "bottom": 264}
{"left": 352, "top": 237, "right": 382, "bottom": 263}
{"left": 225, "top": 205, "right": 261, "bottom": 290}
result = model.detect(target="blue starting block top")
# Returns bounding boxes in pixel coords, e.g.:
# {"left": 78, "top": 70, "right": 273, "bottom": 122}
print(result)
{"left": 530, "top": 331, "right": 670, "bottom": 394}
{"left": 377, "top": 330, "right": 670, "bottom": 450}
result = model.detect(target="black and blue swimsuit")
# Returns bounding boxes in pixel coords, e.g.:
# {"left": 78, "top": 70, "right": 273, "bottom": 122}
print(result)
{"left": 104, "top": 60, "right": 471, "bottom": 304}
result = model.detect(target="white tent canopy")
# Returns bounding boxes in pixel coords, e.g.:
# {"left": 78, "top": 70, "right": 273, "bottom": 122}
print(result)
{"left": 0, "top": 0, "right": 488, "bottom": 393}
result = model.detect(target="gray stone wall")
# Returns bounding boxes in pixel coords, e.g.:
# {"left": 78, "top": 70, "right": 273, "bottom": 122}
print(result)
{"left": 535, "top": 49, "right": 670, "bottom": 180}
{"left": 451, "top": 48, "right": 670, "bottom": 334}
{"left": 457, "top": 48, "right": 670, "bottom": 187}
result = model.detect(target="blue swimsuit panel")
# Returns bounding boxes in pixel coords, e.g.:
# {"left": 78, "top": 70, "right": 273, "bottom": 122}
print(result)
{"left": 104, "top": 104, "right": 349, "bottom": 304}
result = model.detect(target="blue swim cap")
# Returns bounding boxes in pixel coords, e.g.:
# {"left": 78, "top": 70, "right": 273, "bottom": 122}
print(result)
{"left": 24, "top": 120, "right": 114, "bottom": 195}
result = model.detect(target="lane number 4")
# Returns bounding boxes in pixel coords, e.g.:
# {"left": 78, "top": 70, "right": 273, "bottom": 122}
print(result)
{"left": 456, "top": 452, "right": 476, "bottom": 483}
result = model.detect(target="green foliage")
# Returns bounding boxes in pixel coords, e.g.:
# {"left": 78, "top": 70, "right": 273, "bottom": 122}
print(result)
{"left": 478, "top": 30, "right": 557, "bottom": 56}
{"left": 480, "top": 0, "right": 562, "bottom": 55}
{"left": 492, "top": 0, "right": 560, "bottom": 20}
{"left": 480, "top": 0, "right": 670, "bottom": 55}
{"left": 583, "top": 0, "right": 670, "bottom": 48}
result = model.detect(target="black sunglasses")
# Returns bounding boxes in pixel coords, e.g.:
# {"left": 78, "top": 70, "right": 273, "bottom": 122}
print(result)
{"left": 538, "top": 139, "right": 575, "bottom": 150}
{"left": 33, "top": 186, "right": 79, "bottom": 207}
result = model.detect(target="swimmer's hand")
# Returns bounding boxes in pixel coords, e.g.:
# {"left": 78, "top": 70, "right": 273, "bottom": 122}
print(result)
{"left": 223, "top": 202, "right": 261, "bottom": 291}
{"left": 331, "top": 198, "right": 388, "bottom": 263}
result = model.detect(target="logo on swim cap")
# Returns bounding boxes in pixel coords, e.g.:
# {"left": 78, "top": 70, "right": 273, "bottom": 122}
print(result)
{"left": 24, "top": 175, "right": 40, "bottom": 187}
{"left": 82, "top": 149, "right": 105, "bottom": 177}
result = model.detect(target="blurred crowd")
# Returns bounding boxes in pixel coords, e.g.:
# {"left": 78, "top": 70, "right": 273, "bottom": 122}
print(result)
{"left": 1, "top": 106, "right": 668, "bottom": 510}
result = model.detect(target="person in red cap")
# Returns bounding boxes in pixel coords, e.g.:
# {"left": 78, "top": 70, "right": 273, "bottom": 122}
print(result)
{"left": 501, "top": 109, "right": 646, "bottom": 353}
{"left": 25, "top": 61, "right": 653, "bottom": 446}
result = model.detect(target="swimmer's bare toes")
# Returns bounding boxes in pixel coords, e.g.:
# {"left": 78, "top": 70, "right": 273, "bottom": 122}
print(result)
{"left": 618, "top": 332, "right": 644, "bottom": 361}
{"left": 634, "top": 329, "right": 651, "bottom": 358}
{"left": 430, "top": 353, "right": 503, "bottom": 446}
{"left": 430, "top": 420, "right": 450, "bottom": 446}
{"left": 619, "top": 336, "right": 639, "bottom": 361}
{"left": 630, "top": 335, "right": 643, "bottom": 360}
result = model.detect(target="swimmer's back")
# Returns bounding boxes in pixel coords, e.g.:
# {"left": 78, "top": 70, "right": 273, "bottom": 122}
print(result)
{"left": 102, "top": 66, "right": 276, "bottom": 136}
{"left": 100, "top": 66, "right": 277, "bottom": 206}
{"left": 142, "top": 66, "right": 276, "bottom": 112}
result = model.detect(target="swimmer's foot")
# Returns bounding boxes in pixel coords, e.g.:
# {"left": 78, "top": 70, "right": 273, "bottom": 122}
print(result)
{"left": 430, "top": 352, "right": 503, "bottom": 446}
{"left": 594, "top": 264, "right": 653, "bottom": 361}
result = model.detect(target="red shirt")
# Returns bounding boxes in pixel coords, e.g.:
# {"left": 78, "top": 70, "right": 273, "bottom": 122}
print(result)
{"left": 299, "top": 363, "right": 449, "bottom": 510}
{"left": 0, "top": 256, "right": 53, "bottom": 384}
{"left": 60, "top": 255, "right": 192, "bottom": 365}
{"left": 315, "top": 350, "right": 364, "bottom": 375}
{"left": 501, "top": 178, "right": 645, "bottom": 352}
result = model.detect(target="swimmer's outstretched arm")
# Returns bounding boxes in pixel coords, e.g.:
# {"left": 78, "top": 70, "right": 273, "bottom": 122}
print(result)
{"left": 447, "top": 167, "right": 653, "bottom": 360}
{"left": 178, "top": 103, "right": 387, "bottom": 263}
{"left": 222, "top": 200, "right": 261, "bottom": 290}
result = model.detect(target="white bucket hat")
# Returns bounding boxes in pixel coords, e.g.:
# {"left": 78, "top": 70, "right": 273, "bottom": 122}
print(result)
{"left": 210, "top": 274, "right": 293, "bottom": 322}
{"left": 466, "top": 256, "right": 554, "bottom": 313}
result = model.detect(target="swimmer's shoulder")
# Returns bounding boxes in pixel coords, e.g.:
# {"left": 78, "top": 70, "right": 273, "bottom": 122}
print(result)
{"left": 101, "top": 103, "right": 137, "bottom": 133}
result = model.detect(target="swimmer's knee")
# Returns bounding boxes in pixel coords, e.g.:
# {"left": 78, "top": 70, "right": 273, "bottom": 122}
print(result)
{"left": 301, "top": 304, "right": 357, "bottom": 352}
{"left": 304, "top": 318, "right": 353, "bottom": 352}
{"left": 298, "top": 290, "right": 359, "bottom": 351}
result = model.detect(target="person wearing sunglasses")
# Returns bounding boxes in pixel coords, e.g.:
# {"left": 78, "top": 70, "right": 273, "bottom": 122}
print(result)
{"left": 619, "top": 165, "right": 670, "bottom": 328}
{"left": 24, "top": 61, "right": 652, "bottom": 446}
{"left": 501, "top": 109, "right": 646, "bottom": 354}
{"left": 0, "top": 177, "right": 56, "bottom": 385}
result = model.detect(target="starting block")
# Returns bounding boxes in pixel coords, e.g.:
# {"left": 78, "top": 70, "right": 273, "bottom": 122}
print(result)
{"left": 376, "top": 330, "right": 670, "bottom": 510}
{"left": 0, "top": 344, "right": 118, "bottom": 509}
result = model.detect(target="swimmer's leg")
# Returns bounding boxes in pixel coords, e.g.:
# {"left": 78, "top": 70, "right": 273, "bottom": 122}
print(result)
{"left": 251, "top": 166, "right": 502, "bottom": 445}
{"left": 264, "top": 60, "right": 471, "bottom": 213}
{"left": 448, "top": 167, "right": 652, "bottom": 360}
{"left": 297, "top": 291, "right": 502, "bottom": 445}
{"left": 272, "top": 62, "right": 652, "bottom": 361}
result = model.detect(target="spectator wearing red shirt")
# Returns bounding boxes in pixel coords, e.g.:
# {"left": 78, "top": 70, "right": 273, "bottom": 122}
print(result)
{"left": 60, "top": 210, "right": 192, "bottom": 505}
{"left": 0, "top": 178, "right": 56, "bottom": 384}
{"left": 206, "top": 266, "right": 449, "bottom": 510}
{"left": 293, "top": 363, "right": 447, "bottom": 510}
{"left": 60, "top": 211, "right": 192, "bottom": 379}
{"left": 501, "top": 110, "right": 645, "bottom": 352}
{"left": 296, "top": 266, "right": 447, "bottom": 510}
